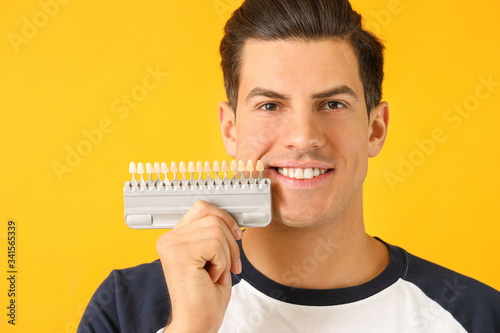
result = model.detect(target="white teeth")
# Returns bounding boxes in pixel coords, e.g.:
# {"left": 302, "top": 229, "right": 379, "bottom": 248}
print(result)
{"left": 314, "top": 168, "right": 320, "bottom": 177}
{"left": 277, "top": 167, "right": 328, "bottom": 180}
{"left": 304, "top": 168, "right": 313, "bottom": 179}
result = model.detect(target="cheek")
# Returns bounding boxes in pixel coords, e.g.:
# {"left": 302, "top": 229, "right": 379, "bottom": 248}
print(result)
{"left": 235, "top": 116, "right": 281, "bottom": 159}
{"left": 328, "top": 123, "right": 369, "bottom": 163}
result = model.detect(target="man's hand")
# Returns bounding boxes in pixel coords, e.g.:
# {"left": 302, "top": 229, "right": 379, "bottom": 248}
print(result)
{"left": 157, "top": 200, "right": 243, "bottom": 333}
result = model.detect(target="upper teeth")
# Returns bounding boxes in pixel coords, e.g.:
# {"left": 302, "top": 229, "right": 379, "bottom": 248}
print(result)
{"left": 277, "top": 167, "right": 327, "bottom": 179}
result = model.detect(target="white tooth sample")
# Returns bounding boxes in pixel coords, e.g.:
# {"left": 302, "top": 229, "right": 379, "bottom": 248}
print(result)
{"left": 294, "top": 168, "right": 304, "bottom": 179}
{"left": 161, "top": 162, "right": 169, "bottom": 182}
{"left": 289, "top": 168, "right": 295, "bottom": 178}
{"left": 188, "top": 161, "right": 195, "bottom": 173}
{"left": 204, "top": 161, "right": 211, "bottom": 173}
{"left": 179, "top": 161, "right": 187, "bottom": 173}
{"left": 221, "top": 160, "right": 229, "bottom": 172}
{"left": 154, "top": 162, "right": 161, "bottom": 174}
{"left": 196, "top": 161, "right": 203, "bottom": 173}
{"left": 129, "top": 162, "right": 137, "bottom": 174}
{"left": 246, "top": 160, "right": 254, "bottom": 172}
{"left": 154, "top": 162, "right": 161, "bottom": 183}
{"left": 256, "top": 160, "right": 264, "bottom": 172}
{"left": 320, "top": 169, "right": 326, "bottom": 175}
{"left": 146, "top": 163, "right": 153, "bottom": 174}
{"left": 161, "top": 162, "right": 169, "bottom": 174}
{"left": 304, "top": 168, "right": 314, "bottom": 179}
{"left": 230, "top": 160, "right": 238, "bottom": 172}
{"left": 129, "top": 162, "right": 137, "bottom": 185}
{"left": 314, "top": 168, "right": 320, "bottom": 177}
{"left": 137, "top": 163, "right": 145, "bottom": 186}
{"left": 213, "top": 161, "right": 220, "bottom": 172}
{"left": 195, "top": 161, "right": 204, "bottom": 183}
{"left": 170, "top": 162, "right": 178, "bottom": 184}
{"left": 256, "top": 160, "right": 264, "bottom": 181}
{"left": 238, "top": 160, "right": 246, "bottom": 172}
{"left": 230, "top": 160, "right": 238, "bottom": 181}
{"left": 146, "top": 163, "right": 154, "bottom": 184}
{"left": 170, "top": 161, "right": 178, "bottom": 174}
{"left": 282, "top": 168, "right": 289, "bottom": 177}
{"left": 137, "top": 163, "right": 145, "bottom": 175}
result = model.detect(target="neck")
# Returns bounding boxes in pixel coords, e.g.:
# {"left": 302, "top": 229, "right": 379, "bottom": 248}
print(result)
{"left": 241, "top": 202, "right": 389, "bottom": 289}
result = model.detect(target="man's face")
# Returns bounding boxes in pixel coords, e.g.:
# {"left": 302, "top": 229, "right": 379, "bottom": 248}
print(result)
{"left": 220, "top": 39, "right": 388, "bottom": 228}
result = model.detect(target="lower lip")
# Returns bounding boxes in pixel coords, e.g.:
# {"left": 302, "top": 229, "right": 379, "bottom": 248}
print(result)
{"left": 268, "top": 168, "right": 333, "bottom": 189}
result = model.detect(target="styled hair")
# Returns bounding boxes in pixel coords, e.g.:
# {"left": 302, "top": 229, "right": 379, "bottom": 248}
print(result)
{"left": 219, "top": 0, "right": 384, "bottom": 115}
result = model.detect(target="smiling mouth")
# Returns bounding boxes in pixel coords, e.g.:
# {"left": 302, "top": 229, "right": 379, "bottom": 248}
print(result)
{"left": 275, "top": 167, "right": 331, "bottom": 180}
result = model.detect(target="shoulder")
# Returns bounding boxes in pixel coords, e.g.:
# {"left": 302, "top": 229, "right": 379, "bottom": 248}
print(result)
{"left": 398, "top": 246, "right": 500, "bottom": 333}
{"left": 78, "top": 260, "right": 170, "bottom": 333}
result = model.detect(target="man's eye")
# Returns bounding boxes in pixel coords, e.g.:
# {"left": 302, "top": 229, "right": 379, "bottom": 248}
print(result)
{"left": 260, "top": 103, "right": 279, "bottom": 111}
{"left": 322, "top": 101, "right": 345, "bottom": 110}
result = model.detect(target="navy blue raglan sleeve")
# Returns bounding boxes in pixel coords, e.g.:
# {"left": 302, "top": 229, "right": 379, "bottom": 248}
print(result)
{"left": 403, "top": 251, "right": 500, "bottom": 333}
{"left": 78, "top": 260, "right": 171, "bottom": 333}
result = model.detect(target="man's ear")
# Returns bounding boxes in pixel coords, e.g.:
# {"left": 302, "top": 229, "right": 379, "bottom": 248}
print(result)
{"left": 219, "top": 101, "right": 237, "bottom": 157}
{"left": 367, "top": 101, "right": 389, "bottom": 158}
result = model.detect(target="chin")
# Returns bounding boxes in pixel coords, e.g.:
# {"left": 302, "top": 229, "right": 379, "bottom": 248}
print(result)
{"left": 271, "top": 208, "right": 334, "bottom": 229}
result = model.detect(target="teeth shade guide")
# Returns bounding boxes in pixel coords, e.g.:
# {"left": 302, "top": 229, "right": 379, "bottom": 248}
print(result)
{"left": 124, "top": 160, "right": 272, "bottom": 229}
{"left": 127, "top": 160, "right": 267, "bottom": 188}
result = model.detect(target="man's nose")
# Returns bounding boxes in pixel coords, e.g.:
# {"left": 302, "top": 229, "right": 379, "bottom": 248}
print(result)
{"left": 280, "top": 110, "right": 326, "bottom": 152}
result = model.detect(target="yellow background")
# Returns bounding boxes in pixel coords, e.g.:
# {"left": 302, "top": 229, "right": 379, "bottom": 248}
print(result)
{"left": 1, "top": 0, "right": 499, "bottom": 331}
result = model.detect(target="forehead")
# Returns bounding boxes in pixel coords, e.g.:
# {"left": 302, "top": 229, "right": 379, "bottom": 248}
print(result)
{"left": 238, "top": 39, "right": 364, "bottom": 103}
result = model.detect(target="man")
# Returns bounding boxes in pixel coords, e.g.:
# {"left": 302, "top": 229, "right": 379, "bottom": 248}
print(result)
{"left": 78, "top": 0, "right": 500, "bottom": 332}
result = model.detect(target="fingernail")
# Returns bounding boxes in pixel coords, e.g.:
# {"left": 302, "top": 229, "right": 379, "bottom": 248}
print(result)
{"left": 237, "top": 259, "right": 242, "bottom": 274}
{"left": 233, "top": 225, "right": 242, "bottom": 238}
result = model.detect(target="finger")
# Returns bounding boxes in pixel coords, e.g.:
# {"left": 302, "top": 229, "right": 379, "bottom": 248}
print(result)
{"left": 198, "top": 219, "right": 231, "bottom": 283}
{"left": 196, "top": 215, "right": 241, "bottom": 281}
{"left": 177, "top": 200, "right": 243, "bottom": 240}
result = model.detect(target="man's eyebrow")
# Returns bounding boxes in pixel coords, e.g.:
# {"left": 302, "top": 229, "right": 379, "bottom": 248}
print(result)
{"left": 245, "top": 86, "right": 360, "bottom": 103}
{"left": 246, "top": 87, "right": 291, "bottom": 103}
{"left": 312, "top": 86, "right": 360, "bottom": 101}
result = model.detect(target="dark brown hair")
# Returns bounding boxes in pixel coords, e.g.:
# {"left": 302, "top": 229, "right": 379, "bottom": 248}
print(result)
{"left": 219, "top": 0, "right": 384, "bottom": 115}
